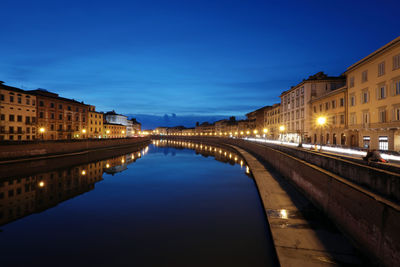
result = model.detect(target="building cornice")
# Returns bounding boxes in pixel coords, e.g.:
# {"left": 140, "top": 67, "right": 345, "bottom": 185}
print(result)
{"left": 309, "top": 86, "right": 347, "bottom": 104}
{"left": 345, "top": 36, "right": 400, "bottom": 73}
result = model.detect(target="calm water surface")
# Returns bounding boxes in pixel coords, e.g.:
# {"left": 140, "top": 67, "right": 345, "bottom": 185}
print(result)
{"left": 0, "top": 141, "right": 277, "bottom": 267}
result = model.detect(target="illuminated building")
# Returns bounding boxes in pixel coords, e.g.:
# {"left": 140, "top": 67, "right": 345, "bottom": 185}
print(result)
{"left": 0, "top": 82, "right": 37, "bottom": 141}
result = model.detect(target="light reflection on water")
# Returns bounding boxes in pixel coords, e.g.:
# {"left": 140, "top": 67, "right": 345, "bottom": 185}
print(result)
{"left": 0, "top": 142, "right": 276, "bottom": 267}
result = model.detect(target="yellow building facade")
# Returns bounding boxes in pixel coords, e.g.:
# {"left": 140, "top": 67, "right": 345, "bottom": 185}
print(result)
{"left": 264, "top": 103, "right": 281, "bottom": 139}
{"left": 345, "top": 36, "right": 400, "bottom": 150}
{"left": 0, "top": 82, "right": 37, "bottom": 141}
{"left": 88, "top": 106, "right": 103, "bottom": 138}
{"left": 104, "top": 123, "right": 126, "bottom": 138}
{"left": 310, "top": 86, "right": 347, "bottom": 145}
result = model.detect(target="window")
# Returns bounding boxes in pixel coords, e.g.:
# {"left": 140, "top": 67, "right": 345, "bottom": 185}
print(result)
{"left": 68, "top": 106, "right": 71, "bottom": 111}
{"left": 0, "top": 114, "right": 4, "bottom": 120}
{"left": 50, "top": 124, "right": 54, "bottom": 131}
{"left": 300, "top": 109, "right": 304, "bottom": 118}
{"left": 59, "top": 104, "right": 63, "bottom": 109}
{"left": 10, "top": 96, "right": 14, "bottom": 102}
{"left": 26, "top": 116, "right": 30, "bottom": 123}
{"left": 58, "top": 124, "right": 62, "bottom": 131}
{"left": 17, "top": 97, "right": 21, "bottom": 104}
{"left": 59, "top": 113, "right": 63, "bottom": 120}
{"left": 393, "top": 54, "right": 400, "bottom": 70}
{"left": 331, "top": 100, "right": 336, "bottom": 109}
{"left": 395, "top": 80, "right": 400, "bottom": 96}
{"left": 349, "top": 76, "right": 355, "bottom": 88}
{"left": 51, "top": 113, "right": 55, "bottom": 119}
{"left": 26, "top": 98, "right": 30, "bottom": 105}
{"left": 9, "top": 114, "right": 14, "bottom": 121}
{"left": 17, "top": 115, "right": 22, "bottom": 122}
{"left": 9, "top": 126, "right": 14, "bottom": 133}
{"left": 379, "top": 136, "right": 388, "bottom": 150}
{"left": 363, "top": 136, "right": 370, "bottom": 148}
{"left": 331, "top": 115, "right": 336, "bottom": 125}
{"left": 378, "top": 62, "right": 385, "bottom": 76}
{"left": 362, "top": 90, "right": 369, "bottom": 103}
{"left": 319, "top": 104, "right": 322, "bottom": 112}
{"left": 325, "top": 102, "right": 330, "bottom": 110}
{"left": 350, "top": 95, "right": 356, "bottom": 106}
{"left": 39, "top": 101, "right": 44, "bottom": 107}
{"left": 395, "top": 107, "right": 400, "bottom": 121}
{"left": 50, "top": 102, "right": 55, "bottom": 108}
{"left": 67, "top": 115, "right": 71, "bottom": 121}
{"left": 378, "top": 85, "right": 386, "bottom": 99}
{"left": 362, "top": 70, "right": 368, "bottom": 83}
{"left": 0, "top": 94, "right": 4, "bottom": 101}
{"left": 300, "top": 96, "right": 304, "bottom": 105}
{"left": 340, "top": 98, "right": 344, "bottom": 107}
{"left": 379, "top": 109, "right": 387, "bottom": 123}
{"left": 350, "top": 113, "right": 356, "bottom": 125}
{"left": 362, "top": 112, "right": 369, "bottom": 125}
{"left": 39, "top": 112, "right": 44, "bottom": 118}
{"left": 301, "top": 87, "right": 304, "bottom": 94}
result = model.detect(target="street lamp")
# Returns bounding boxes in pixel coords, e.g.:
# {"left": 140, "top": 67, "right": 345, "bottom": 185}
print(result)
{"left": 316, "top": 116, "right": 327, "bottom": 149}
{"left": 279, "top": 125, "right": 285, "bottom": 142}
{"left": 253, "top": 129, "right": 258, "bottom": 135}
{"left": 39, "top": 127, "right": 45, "bottom": 140}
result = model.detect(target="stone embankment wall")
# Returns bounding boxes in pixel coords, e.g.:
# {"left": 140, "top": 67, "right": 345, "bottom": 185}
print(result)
{"left": 0, "top": 137, "right": 150, "bottom": 161}
{"left": 157, "top": 136, "right": 400, "bottom": 267}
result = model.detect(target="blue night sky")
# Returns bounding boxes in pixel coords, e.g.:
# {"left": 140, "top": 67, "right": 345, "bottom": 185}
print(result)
{"left": 1, "top": 0, "right": 399, "bottom": 128}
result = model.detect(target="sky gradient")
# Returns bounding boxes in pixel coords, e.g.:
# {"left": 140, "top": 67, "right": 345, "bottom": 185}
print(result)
{"left": 1, "top": 0, "right": 399, "bottom": 128}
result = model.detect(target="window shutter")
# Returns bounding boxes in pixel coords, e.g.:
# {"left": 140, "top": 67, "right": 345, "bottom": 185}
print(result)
{"left": 391, "top": 108, "right": 395, "bottom": 121}
{"left": 390, "top": 82, "right": 395, "bottom": 96}
{"left": 376, "top": 87, "right": 379, "bottom": 100}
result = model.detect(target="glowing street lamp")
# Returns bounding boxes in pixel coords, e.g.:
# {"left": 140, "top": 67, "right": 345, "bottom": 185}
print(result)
{"left": 317, "top": 116, "right": 327, "bottom": 126}
{"left": 316, "top": 116, "right": 327, "bottom": 146}
{"left": 263, "top": 128, "right": 268, "bottom": 133}
{"left": 279, "top": 125, "right": 285, "bottom": 132}
{"left": 39, "top": 127, "right": 45, "bottom": 140}
{"left": 82, "top": 129, "right": 86, "bottom": 134}
{"left": 253, "top": 129, "right": 258, "bottom": 135}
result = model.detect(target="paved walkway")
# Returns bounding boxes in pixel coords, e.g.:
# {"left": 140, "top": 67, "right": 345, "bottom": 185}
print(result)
{"left": 231, "top": 146, "right": 368, "bottom": 266}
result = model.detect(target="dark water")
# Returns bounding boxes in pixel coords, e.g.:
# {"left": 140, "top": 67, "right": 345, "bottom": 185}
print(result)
{"left": 0, "top": 140, "right": 277, "bottom": 267}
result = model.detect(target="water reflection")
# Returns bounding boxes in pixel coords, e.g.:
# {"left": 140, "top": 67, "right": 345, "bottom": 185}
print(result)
{"left": 152, "top": 139, "right": 251, "bottom": 176}
{"left": 0, "top": 145, "right": 149, "bottom": 227}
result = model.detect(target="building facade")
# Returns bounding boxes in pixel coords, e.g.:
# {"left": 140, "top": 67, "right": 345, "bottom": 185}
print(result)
{"left": 103, "top": 123, "right": 127, "bottom": 138}
{"left": 0, "top": 82, "right": 37, "bottom": 141}
{"left": 310, "top": 86, "right": 347, "bottom": 145}
{"left": 345, "top": 37, "right": 400, "bottom": 150}
{"left": 280, "top": 72, "right": 346, "bottom": 143}
{"left": 30, "top": 89, "right": 89, "bottom": 140}
{"left": 264, "top": 103, "right": 281, "bottom": 139}
{"left": 88, "top": 106, "right": 103, "bottom": 139}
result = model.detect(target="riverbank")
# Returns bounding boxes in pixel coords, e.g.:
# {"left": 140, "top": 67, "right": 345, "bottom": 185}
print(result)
{"left": 0, "top": 137, "right": 151, "bottom": 162}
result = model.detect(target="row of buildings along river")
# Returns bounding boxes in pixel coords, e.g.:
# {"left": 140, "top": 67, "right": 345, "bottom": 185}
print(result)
{"left": 0, "top": 85, "right": 142, "bottom": 141}
{"left": 155, "top": 36, "right": 400, "bottom": 151}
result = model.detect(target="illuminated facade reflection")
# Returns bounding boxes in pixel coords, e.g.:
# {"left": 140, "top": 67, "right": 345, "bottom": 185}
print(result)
{"left": 0, "top": 145, "right": 149, "bottom": 226}
{"left": 153, "top": 140, "right": 251, "bottom": 176}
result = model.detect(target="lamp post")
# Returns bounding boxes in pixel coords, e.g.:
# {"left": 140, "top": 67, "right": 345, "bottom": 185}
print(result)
{"left": 81, "top": 128, "right": 86, "bottom": 139}
{"left": 263, "top": 128, "right": 268, "bottom": 139}
{"left": 279, "top": 125, "right": 285, "bottom": 142}
{"left": 39, "top": 127, "right": 45, "bottom": 140}
{"left": 316, "top": 116, "right": 327, "bottom": 150}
